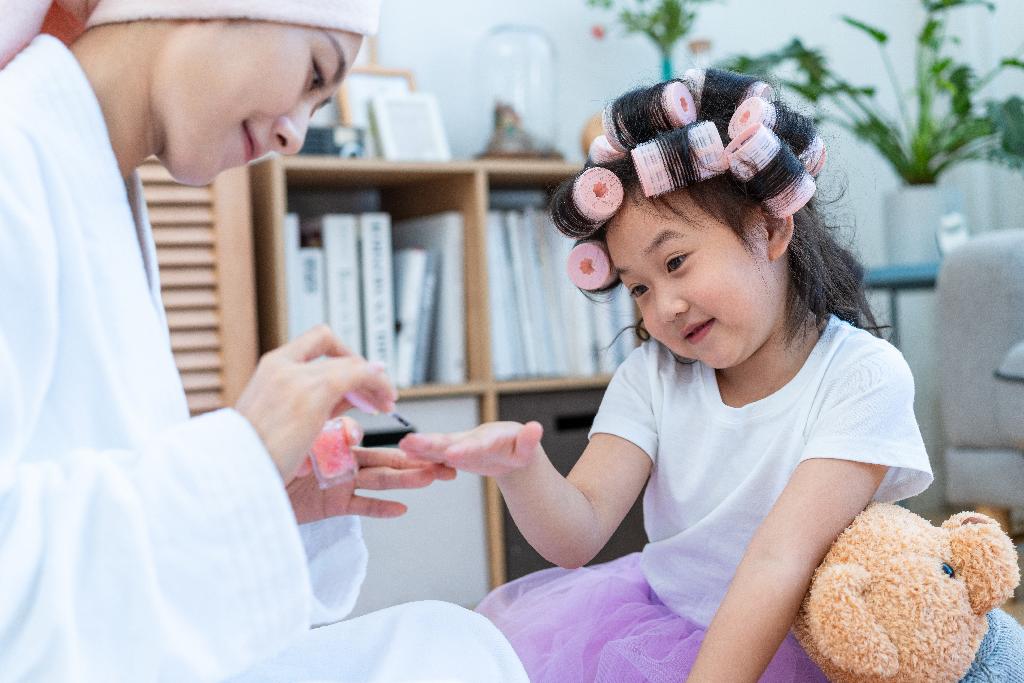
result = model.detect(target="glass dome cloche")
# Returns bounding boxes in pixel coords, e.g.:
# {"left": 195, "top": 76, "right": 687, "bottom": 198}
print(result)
{"left": 477, "top": 25, "right": 562, "bottom": 160}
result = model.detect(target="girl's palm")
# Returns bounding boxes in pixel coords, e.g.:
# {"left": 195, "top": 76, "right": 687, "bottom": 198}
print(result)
{"left": 398, "top": 421, "right": 543, "bottom": 477}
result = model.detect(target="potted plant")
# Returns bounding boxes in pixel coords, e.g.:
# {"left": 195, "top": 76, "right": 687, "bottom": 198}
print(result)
{"left": 721, "top": 0, "right": 1024, "bottom": 263}
{"left": 587, "top": 0, "right": 718, "bottom": 80}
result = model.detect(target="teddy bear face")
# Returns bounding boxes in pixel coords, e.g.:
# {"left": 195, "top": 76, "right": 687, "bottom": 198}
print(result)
{"left": 794, "top": 504, "right": 1018, "bottom": 683}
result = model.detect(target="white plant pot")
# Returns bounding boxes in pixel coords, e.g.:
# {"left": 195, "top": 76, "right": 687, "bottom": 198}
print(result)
{"left": 884, "top": 185, "right": 966, "bottom": 264}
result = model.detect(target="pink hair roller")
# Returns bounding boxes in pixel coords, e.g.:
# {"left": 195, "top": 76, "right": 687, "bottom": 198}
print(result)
{"left": 567, "top": 241, "right": 616, "bottom": 291}
{"left": 632, "top": 120, "right": 728, "bottom": 198}
{"left": 572, "top": 166, "right": 624, "bottom": 223}
{"left": 744, "top": 81, "right": 774, "bottom": 101}
{"left": 799, "top": 135, "right": 827, "bottom": 177}
{"left": 662, "top": 80, "right": 697, "bottom": 127}
{"left": 724, "top": 122, "right": 781, "bottom": 182}
{"left": 589, "top": 135, "right": 626, "bottom": 164}
{"left": 728, "top": 96, "right": 777, "bottom": 140}
{"left": 681, "top": 68, "right": 706, "bottom": 114}
{"left": 763, "top": 173, "right": 816, "bottom": 218}
{"left": 726, "top": 123, "right": 815, "bottom": 217}
{"left": 601, "top": 107, "right": 628, "bottom": 152}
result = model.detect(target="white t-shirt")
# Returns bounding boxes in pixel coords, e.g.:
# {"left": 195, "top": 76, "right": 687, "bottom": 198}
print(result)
{"left": 589, "top": 315, "right": 932, "bottom": 627}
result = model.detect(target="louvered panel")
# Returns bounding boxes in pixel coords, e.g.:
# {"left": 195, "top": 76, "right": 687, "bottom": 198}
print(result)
{"left": 161, "top": 268, "right": 217, "bottom": 289}
{"left": 142, "top": 159, "right": 257, "bottom": 418}
{"left": 148, "top": 205, "right": 215, "bottom": 225}
{"left": 173, "top": 351, "right": 222, "bottom": 373}
{"left": 162, "top": 288, "right": 218, "bottom": 309}
{"left": 137, "top": 163, "right": 175, "bottom": 184}
{"left": 170, "top": 330, "right": 220, "bottom": 352}
{"left": 153, "top": 227, "right": 216, "bottom": 247}
{"left": 157, "top": 246, "right": 216, "bottom": 268}
{"left": 144, "top": 184, "right": 211, "bottom": 204}
{"left": 165, "top": 308, "right": 219, "bottom": 330}
{"left": 182, "top": 370, "right": 221, "bottom": 392}
{"left": 187, "top": 391, "right": 223, "bottom": 415}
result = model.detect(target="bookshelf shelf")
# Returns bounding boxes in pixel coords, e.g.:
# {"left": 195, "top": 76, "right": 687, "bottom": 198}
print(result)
{"left": 495, "top": 375, "right": 615, "bottom": 394}
{"left": 397, "top": 381, "right": 489, "bottom": 400}
{"left": 250, "top": 154, "right": 620, "bottom": 588}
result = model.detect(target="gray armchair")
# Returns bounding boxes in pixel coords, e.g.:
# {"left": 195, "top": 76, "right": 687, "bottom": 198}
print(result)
{"left": 936, "top": 229, "right": 1024, "bottom": 535}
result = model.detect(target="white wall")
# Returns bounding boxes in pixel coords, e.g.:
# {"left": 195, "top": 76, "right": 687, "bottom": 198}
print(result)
{"left": 371, "top": 1, "right": 1024, "bottom": 518}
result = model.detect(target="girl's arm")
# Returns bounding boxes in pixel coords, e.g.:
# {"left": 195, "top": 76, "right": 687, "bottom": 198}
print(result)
{"left": 686, "top": 458, "right": 888, "bottom": 682}
{"left": 401, "top": 426, "right": 651, "bottom": 568}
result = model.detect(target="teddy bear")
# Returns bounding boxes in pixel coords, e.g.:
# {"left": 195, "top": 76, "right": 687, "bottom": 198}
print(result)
{"left": 794, "top": 503, "right": 1024, "bottom": 682}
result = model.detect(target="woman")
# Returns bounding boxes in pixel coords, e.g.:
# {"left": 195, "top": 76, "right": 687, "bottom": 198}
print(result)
{"left": 0, "top": 1, "right": 527, "bottom": 680}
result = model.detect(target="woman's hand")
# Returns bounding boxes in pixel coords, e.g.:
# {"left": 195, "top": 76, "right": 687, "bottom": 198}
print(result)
{"left": 235, "top": 325, "right": 398, "bottom": 481}
{"left": 288, "top": 417, "right": 455, "bottom": 524}
{"left": 398, "top": 421, "right": 544, "bottom": 479}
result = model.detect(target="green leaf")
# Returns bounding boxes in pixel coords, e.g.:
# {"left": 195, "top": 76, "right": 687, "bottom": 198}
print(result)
{"left": 841, "top": 16, "right": 888, "bottom": 44}
{"left": 923, "top": 0, "right": 995, "bottom": 12}
{"left": 990, "top": 96, "right": 1024, "bottom": 159}
{"left": 946, "top": 65, "right": 975, "bottom": 118}
{"left": 1002, "top": 58, "right": 1024, "bottom": 70}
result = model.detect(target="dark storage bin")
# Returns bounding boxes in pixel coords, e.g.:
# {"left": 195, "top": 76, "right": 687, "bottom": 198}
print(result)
{"left": 498, "top": 389, "right": 647, "bottom": 581}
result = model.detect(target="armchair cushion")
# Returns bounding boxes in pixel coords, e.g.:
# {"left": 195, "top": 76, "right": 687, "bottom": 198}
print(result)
{"left": 996, "top": 341, "right": 1024, "bottom": 445}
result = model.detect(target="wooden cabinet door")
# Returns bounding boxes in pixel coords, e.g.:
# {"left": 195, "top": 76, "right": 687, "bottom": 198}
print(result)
{"left": 140, "top": 161, "right": 259, "bottom": 415}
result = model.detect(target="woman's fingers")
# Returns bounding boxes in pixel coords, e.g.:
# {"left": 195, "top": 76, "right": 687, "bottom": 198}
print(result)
{"left": 281, "top": 325, "right": 352, "bottom": 363}
{"left": 345, "top": 494, "right": 407, "bottom": 518}
{"left": 355, "top": 463, "right": 453, "bottom": 491}
{"left": 355, "top": 446, "right": 436, "bottom": 469}
{"left": 318, "top": 357, "right": 396, "bottom": 415}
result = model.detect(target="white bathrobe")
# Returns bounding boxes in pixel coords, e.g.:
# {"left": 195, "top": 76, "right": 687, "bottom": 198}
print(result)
{"left": 0, "top": 35, "right": 526, "bottom": 683}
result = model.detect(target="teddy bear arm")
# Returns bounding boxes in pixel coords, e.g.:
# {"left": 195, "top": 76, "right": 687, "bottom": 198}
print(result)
{"left": 806, "top": 563, "right": 900, "bottom": 678}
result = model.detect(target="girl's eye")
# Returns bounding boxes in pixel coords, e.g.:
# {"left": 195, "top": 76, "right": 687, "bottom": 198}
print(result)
{"left": 628, "top": 284, "right": 648, "bottom": 298}
{"left": 667, "top": 254, "right": 686, "bottom": 272}
{"left": 311, "top": 60, "right": 325, "bottom": 91}
{"left": 941, "top": 562, "right": 955, "bottom": 578}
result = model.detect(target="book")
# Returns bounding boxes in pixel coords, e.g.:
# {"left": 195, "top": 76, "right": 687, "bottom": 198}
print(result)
{"left": 294, "top": 246, "right": 326, "bottom": 337}
{"left": 392, "top": 212, "right": 466, "bottom": 384}
{"left": 392, "top": 248, "right": 430, "bottom": 387}
{"left": 529, "top": 207, "right": 570, "bottom": 376}
{"left": 543, "top": 213, "right": 598, "bottom": 376}
{"left": 359, "top": 212, "right": 395, "bottom": 371}
{"left": 411, "top": 250, "right": 439, "bottom": 386}
{"left": 503, "top": 211, "right": 540, "bottom": 375}
{"left": 284, "top": 212, "right": 303, "bottom": 340}
{"left": 486, "top": 210, "right": 518, "bottom": 379}
{"left": 320, "top": 213, "right": 363, "bottom": 355}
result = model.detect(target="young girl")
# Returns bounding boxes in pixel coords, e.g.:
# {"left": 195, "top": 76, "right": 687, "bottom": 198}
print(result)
{"left": 401, "top": 71, "right": 933, "bottom": 682}
{"left": 0, "top": 2, "right": 526, "bottom": 681}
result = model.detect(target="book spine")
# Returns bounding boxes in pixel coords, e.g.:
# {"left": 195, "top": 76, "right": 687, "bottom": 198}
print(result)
{"left": 412, "top": 250, "right": 439, "bottom": 386}
{"left": 359, "top": 212, "right": 395, "bottom": 371}
{"left": 322, "top": 214, "right": 364, "bottom": 356}
{"left": 295, "top": 247, "right": 326, "bottom": 336}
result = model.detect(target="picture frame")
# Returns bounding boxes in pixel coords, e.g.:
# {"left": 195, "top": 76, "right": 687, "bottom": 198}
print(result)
{"left": 337, "top": 65, "right": 416, "bottom": 129}
{"left": 370, "top": 92, "right": 452, "bottom": 163}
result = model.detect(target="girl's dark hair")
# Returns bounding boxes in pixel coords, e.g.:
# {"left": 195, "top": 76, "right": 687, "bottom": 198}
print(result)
{"left": 551, "top": 69, "right": 883, "bottom": 343}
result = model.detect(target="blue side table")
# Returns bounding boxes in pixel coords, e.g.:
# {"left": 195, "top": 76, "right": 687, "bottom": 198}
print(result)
{"left": 864, "top": 262, "right": 940, "bottom": 347}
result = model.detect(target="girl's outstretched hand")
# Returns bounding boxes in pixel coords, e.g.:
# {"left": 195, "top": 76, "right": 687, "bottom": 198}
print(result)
{"left": 398, "top": 421, "right": 544, "bottom": 478}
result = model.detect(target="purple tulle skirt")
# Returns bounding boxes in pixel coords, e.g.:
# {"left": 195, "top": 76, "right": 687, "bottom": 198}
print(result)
{"left": 477, "top": 553, "right": 829, "bottom": 682}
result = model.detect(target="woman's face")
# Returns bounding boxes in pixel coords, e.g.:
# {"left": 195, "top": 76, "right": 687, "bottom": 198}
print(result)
{"left": 152, "top": 21, "right": 362, "bottom": 185}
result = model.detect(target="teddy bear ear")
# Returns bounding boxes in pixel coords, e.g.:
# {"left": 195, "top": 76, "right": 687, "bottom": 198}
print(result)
{"left": 806, "top": 563, "right": 900, "bottom": 677}
{"left": 942, "top": 511, "right": 1021, "bottom": 615}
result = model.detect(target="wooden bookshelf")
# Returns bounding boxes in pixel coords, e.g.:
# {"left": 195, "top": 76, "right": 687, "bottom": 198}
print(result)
{"left": 250, "top": 155, "right": 620, "bottom": 587}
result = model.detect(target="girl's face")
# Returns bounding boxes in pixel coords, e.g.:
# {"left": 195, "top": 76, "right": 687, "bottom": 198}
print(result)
{"left": 152, "top": 21, "right": 362, "bottom": 185}
{"left": 606, "top": 192, "right": 792, "bottom": 371}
